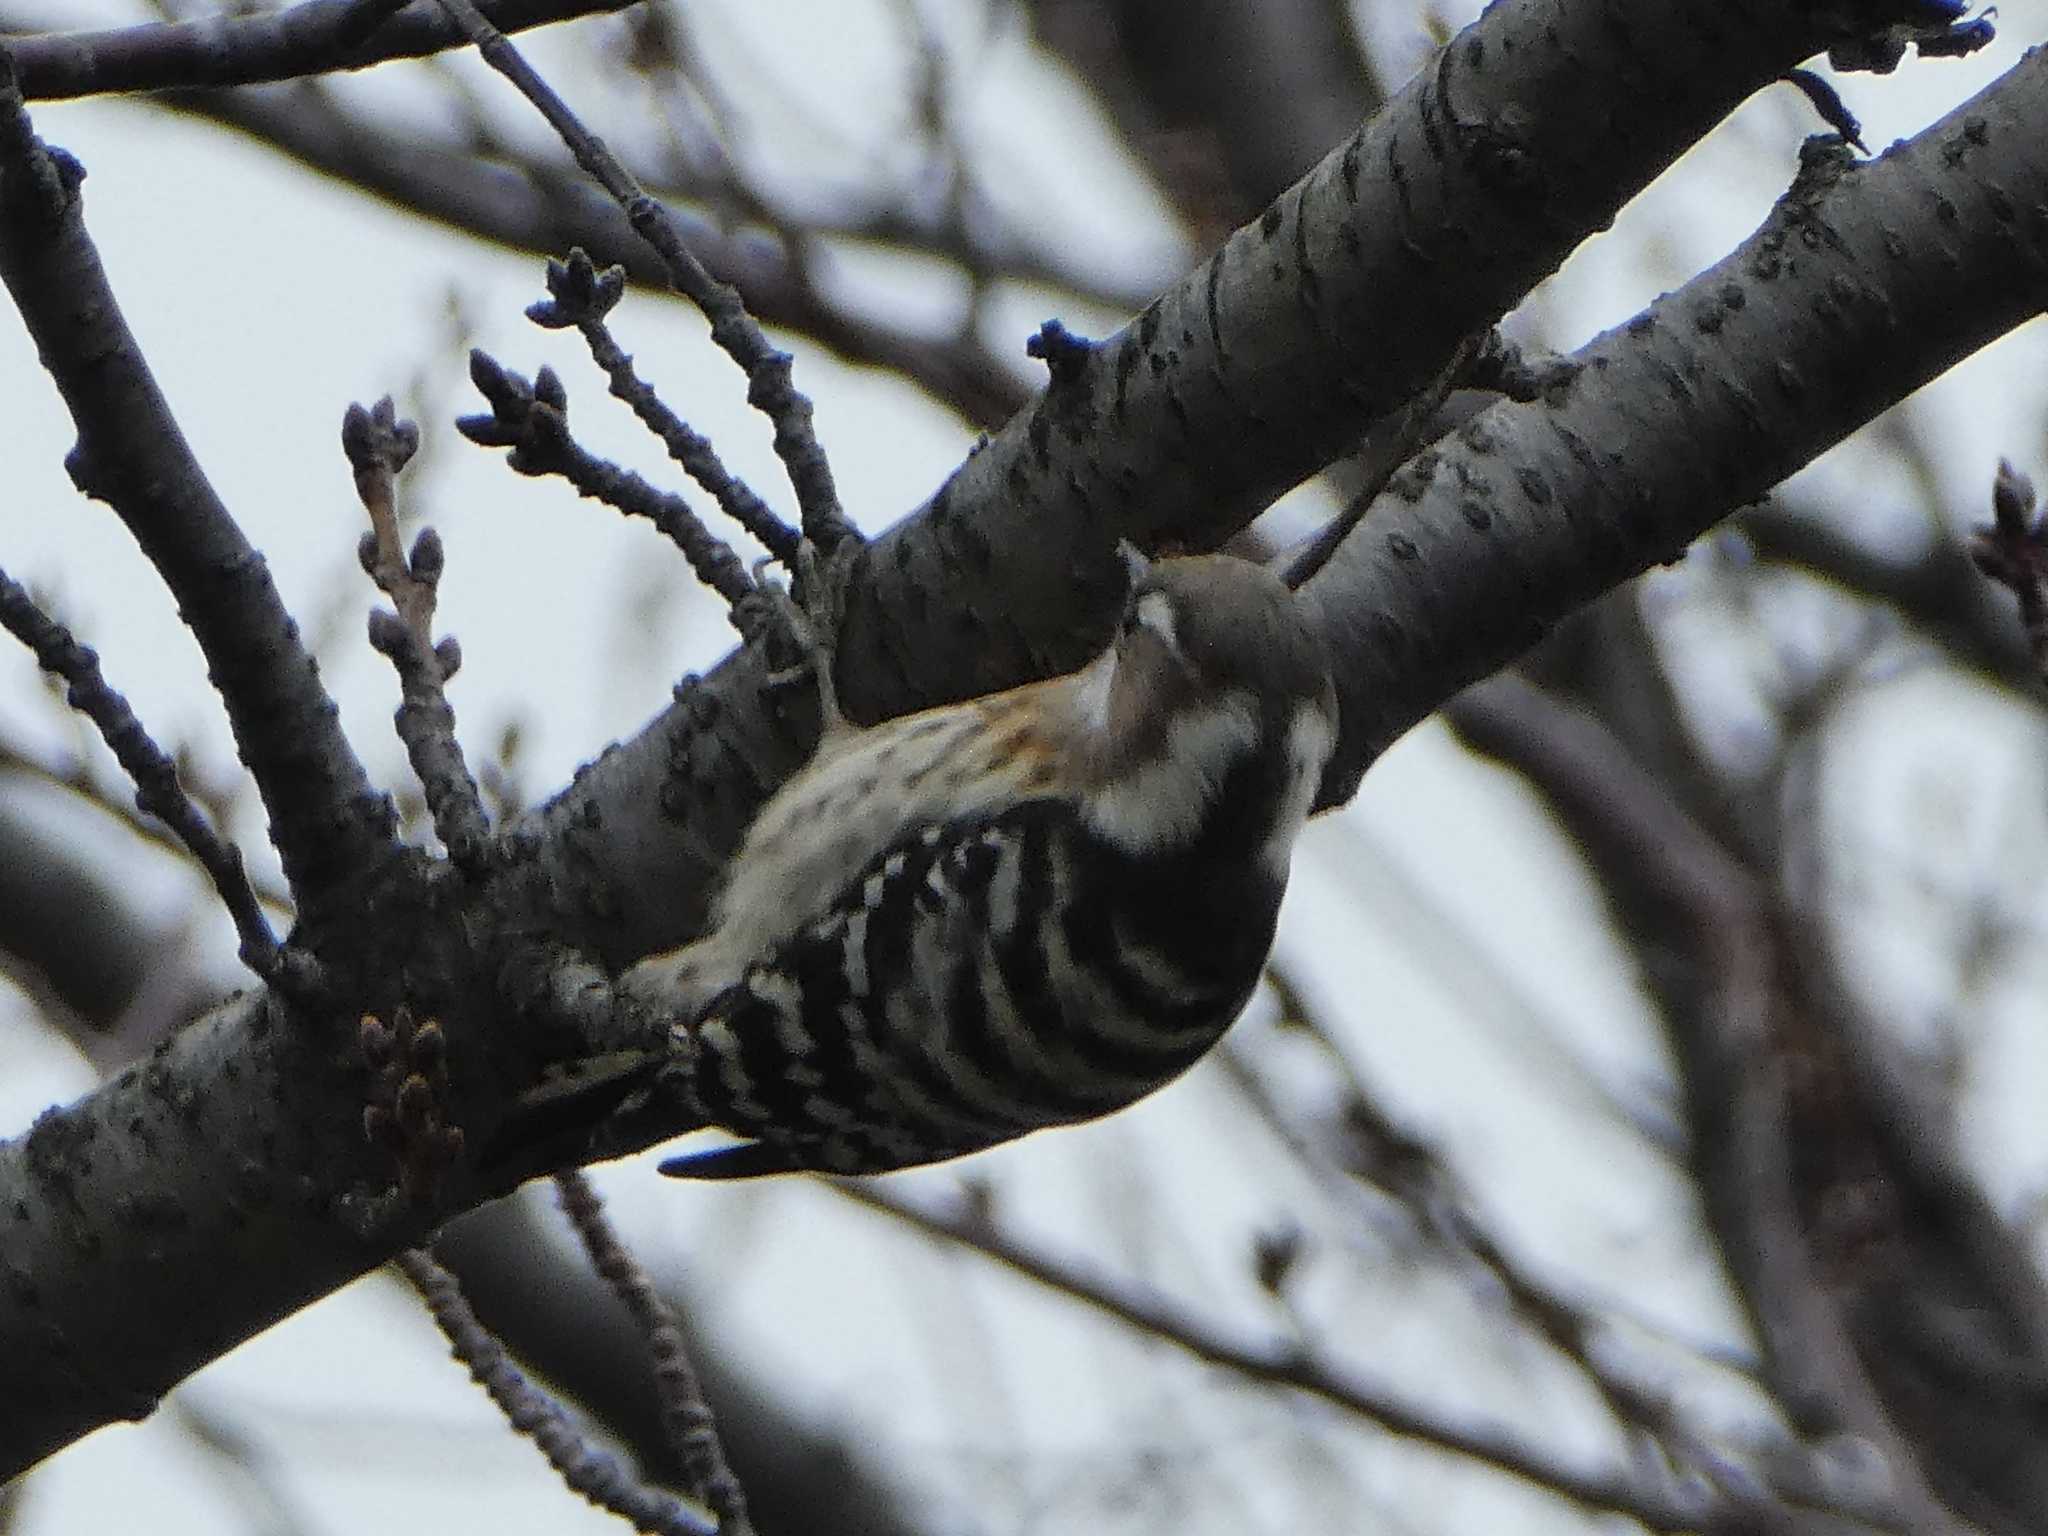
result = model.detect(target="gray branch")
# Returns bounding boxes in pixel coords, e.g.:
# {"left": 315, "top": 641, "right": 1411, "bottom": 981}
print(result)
{"left": 2, "top": 0, "right": 634, "bottom": 98}
{"left": 0, "top": 53, "right": 397, "bottom": 921}
{"left": 0, "top": 0, "right": 2033, "bottom": 1482}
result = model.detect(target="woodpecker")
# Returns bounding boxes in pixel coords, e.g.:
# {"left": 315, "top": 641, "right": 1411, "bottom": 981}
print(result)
{"left": 620, "top": 549, "right": 1337, "bottom": 1178}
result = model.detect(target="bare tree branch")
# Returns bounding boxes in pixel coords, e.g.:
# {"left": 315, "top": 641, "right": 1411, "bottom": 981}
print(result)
{"left": 0, "top": 0, "right": 2033, "bottom": 1481}
{"left": 1303, "top": 77, "right": 2048, "bottom": 803}
{"left": 1, "top": 0, "right": 634, "bottom": 99}
{"left": 457, "top": 349, "right": 767, "bottom": 627}
{"left": 400, "top": 1245, "right": 718, "bottom": 1536}
{"left": 433, "top": 1198, "right": 934, "bottom": 1536}
{"left": 831, "top": 1178, "right": 1908, "bottom": 1534}
{"left": 529, "top": 32, "right": 2048, "bottom": 973}
{"left": 0, "top": 802, "right": 930, "bottom": 1534}
{"left": 554, "top": 1170, "right": 753, "bottom": 1535}
{"left": 1969, "top": 459, "right": 2048, "bottom": 686}
{"left": 430, "top": 0, "right": 858, "bottom": 552}
{"left": 153, "top": 78, "right": 1035, "bottom": 427}
{"left": 345, "top": 398, "right": 493, "bottom": 871}
{"left": 1444, "top": 674, "right": 2030, "bottom": 1534}
{"left": 0, "top": 49, "right": 397, "bottom": 919}
{"left": 529, "top": 248, "right": 801, "bottom": 566}
{"left": 0, "top": 569, "right": 278, "bottom": 975}
{"left": 1740, "top": 494, "right": 2036, "bottom": 690}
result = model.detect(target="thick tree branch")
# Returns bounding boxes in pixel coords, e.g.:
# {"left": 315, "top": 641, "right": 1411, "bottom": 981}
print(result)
{"left": 0, "top": 979, "right": 415, "bottom": 1478}
{"left": 1303, "top": 62, "right": 2048, "bottom": 803}
{"left": 0, "top": 795, "right": 930, "bottom": 1532}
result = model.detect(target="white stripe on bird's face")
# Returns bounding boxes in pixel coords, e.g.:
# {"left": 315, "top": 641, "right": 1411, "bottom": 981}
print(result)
{"left": 1262, "top": 701, "right": 1335, "bottom": 876}
{"left": 1080, "top": 693, "right": 1261, "bottom": 853}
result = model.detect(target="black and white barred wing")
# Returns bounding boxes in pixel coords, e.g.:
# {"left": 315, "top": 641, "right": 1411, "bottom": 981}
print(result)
{"left": 661, "top": 801, "right": 1277, "bottom": 1179}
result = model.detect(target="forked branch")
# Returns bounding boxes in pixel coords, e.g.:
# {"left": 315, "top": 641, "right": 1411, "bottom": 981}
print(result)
{"left": 0, "top": 49, "right": 397, "bottom": 921}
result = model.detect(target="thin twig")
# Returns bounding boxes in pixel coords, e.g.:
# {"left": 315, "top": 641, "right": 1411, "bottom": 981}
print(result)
{"left": 145, "top": 81, "right": 1031, "bottom": 428}
{"left": 1281, "top": 329, "right": 1495, "bottom": 591}
{"left": 1969, "top": 459, "right": 2048, "bottom": 688}
{"left": 829, "top": 1181, "right": 1723, "bottom": 1533}
{"left": 171, "top": 1395, "right": 321, "bottom": 1536}
{"left": 554, "top": 1170, "right": 754, "bottom": 1536}
{"left": 457, "top": 351, "right": 765, "bottom": 633}
{"left": 1216, "top": 1030, "right": 1689, "bottom": 1437}
{"left": 398, "top": 1247, "right": 717, "bottom": 1536}
{"left": 1239, "top": 972, "right": 1769, "bottom": 1410}
{"left": 0, "top": 566, "right": 279, "bottom": 976}
{"left": 343, "top": 396, "right": 492, "bottom": 872}
{"left": 616, "top": 0, "right": 1022, "bottom": 409}
{"left": 1442, "top": 675, "right": 1968, "bottom": 1535}
{"left": 427, "top": 0, "right": 859, "bottom": 552}
{"left": 529, "top": 249, "right": 799, "bottom": 565}
{"left": 0, "top": 729, "right": 296, "bottom": 913}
